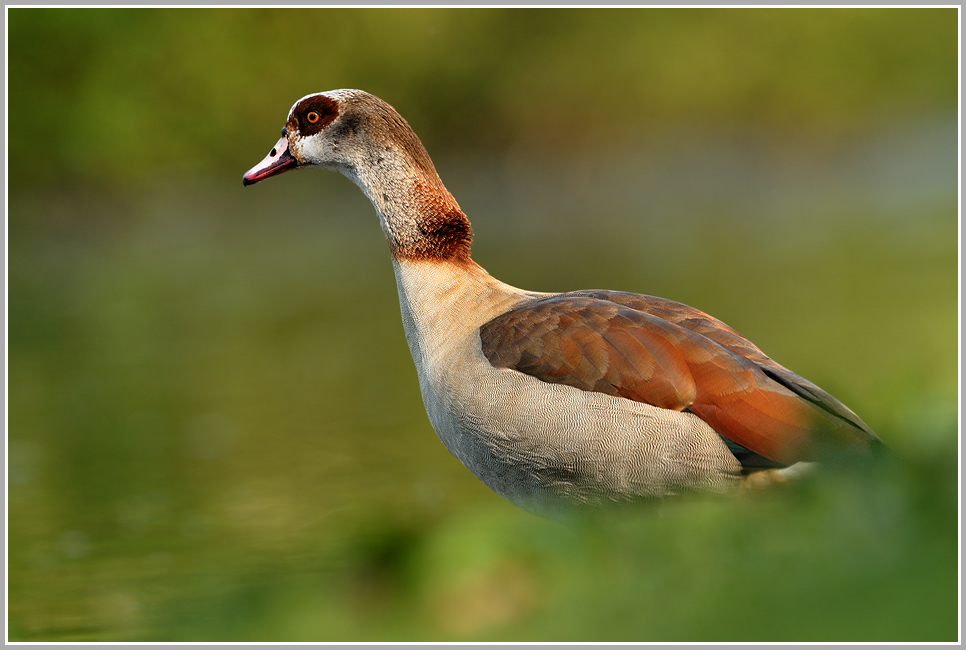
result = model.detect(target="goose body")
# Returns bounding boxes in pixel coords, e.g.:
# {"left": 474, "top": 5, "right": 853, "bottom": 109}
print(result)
{"left": 243, "top": 89, "right": 880, "bottom": 519}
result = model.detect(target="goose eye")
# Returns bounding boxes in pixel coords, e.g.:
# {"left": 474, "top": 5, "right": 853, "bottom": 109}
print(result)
{"left": 306, "top": 111, "right": 321, "bottom": 124}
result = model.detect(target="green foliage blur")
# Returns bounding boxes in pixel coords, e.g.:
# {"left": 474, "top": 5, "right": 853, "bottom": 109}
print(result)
{"left": 7, "top": 7, "right": 957, "bottom": 193}
{"left": 7, "top": 7, "right": 959, "bottom": 642}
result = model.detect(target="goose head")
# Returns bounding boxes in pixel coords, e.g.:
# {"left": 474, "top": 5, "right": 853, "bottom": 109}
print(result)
{"left": 243, "top": 90, "right": 348, "bottom": 185}
{"left": 243, "top": 89, "right": 471, "bottom": 262}
{"left": 243, "top": 89, "right": 439, "bottom": 187}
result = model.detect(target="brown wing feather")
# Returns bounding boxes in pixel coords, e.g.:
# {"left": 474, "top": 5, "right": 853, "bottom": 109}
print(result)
{"left": 571, "top": 290, "right": 878, "bottom": 435}
{"left": 480, "top": 292, "right": 879, "bottom": 465}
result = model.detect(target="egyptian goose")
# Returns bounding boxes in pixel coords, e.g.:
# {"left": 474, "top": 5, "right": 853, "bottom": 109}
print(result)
{"left": 243, "top": 89, "right": 881, "bottom": 519}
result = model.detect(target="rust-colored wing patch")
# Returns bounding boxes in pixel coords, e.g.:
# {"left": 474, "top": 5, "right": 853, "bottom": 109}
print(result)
{"left": 480, "top": 292, "right": 878, "bottom": 465}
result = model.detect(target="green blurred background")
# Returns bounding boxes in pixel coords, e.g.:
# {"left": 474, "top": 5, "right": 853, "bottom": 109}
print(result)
{"left": 7, "top": 7, "right": 959, "bottom": 642}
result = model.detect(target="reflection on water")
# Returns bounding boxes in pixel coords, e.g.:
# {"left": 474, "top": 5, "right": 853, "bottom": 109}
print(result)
{"left": 8, "top": 124, "right": 959, "bottom": 641}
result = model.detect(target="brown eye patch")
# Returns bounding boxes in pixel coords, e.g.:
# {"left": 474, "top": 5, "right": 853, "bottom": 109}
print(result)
{"left": 290, "top": 94, "right": 339, "bottom": 135}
